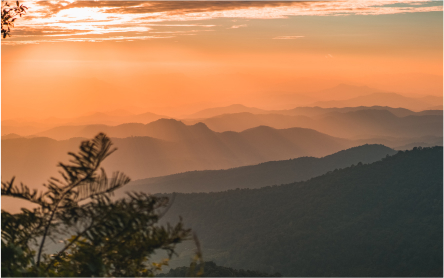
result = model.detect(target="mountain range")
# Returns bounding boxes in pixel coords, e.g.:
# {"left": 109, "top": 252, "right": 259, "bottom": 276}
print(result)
{"left": 5, "top": 105, "right": 441, "bottom": 141}
{"left": 312, "top": 92, "right": 441, "bottom": 111}
{"left": 1, "top": 122, "right": 354, "bottom": 188}
{"left": 1, "top": 110, "right": 168, "bottom": 136}
{"left": 3, "top": 83, "right": 442, "bottom": 138}
{"left": 124, "top": 144, "right": 397, "bottom": 194}
{"left": 183, "top": 109, "right": 442, "bottom": 138}
{"left": 4, "top": 114, "right": 442, "bottom": 191}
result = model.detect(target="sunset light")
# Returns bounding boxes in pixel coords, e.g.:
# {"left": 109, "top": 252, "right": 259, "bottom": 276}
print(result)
{"left": 2, "top": 1, "right": 443, "bottom": 277}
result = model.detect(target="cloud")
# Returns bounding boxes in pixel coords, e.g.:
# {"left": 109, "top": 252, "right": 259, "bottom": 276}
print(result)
{"left": 3, "top": 0, "right": 442, "bottom": 45}
{"left": 229, "top": 24, "right": 247, "bottom": 29}
{"left": 273, "top": 35, "right": 304, "bottom": 40}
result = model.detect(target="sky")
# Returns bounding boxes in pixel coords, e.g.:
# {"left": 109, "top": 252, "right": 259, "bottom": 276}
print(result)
{"left": 1, "top": 0, "right": 443, "bottom": 120}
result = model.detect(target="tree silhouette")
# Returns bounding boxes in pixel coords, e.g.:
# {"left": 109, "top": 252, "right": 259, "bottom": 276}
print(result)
{"left": 1, "top": 133, "right": 191, "bottom": 276}
{"left": 1, "top": 1, "right": 27, "bottom": 38}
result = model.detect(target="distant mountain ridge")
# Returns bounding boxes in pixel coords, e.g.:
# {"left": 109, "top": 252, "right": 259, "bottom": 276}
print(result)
{"left": 3, "top": 116, "right": 441, "bottom": 191}
{"left": 184, "top": 103, "right": 442, "bottom": 121}
{"left": 2, "top": 123, "right": 353, "bottom": 188}
{"left": 27, "top": 106, "right": 444, "bottom": 140}
{"left": 313, "top": 83, "right": 382, "bottom": 100}
{"left": 185, "top": 104, "right": 269, "bottom": 119}
{"left": 4, "top": 104, "right": 442, "bottom": 138}
{"left": 125, "top": 144, "right": 397, "bottom": 194}
{"left": 183, "top": 109, "right": 442, "bottom": 138}
{"left": 312, "top": 92, "right": 442, "bottom": 111}
{"left": 271, "top": 106, "right": 443, "bottom": 117}
{"left": 1, "top": 110, "right": 168, "bottom": 136}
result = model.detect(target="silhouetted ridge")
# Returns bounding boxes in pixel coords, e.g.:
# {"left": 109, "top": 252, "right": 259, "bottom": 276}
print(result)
{"left": 312, "top": 92, "right": 442, "bottom": 111}
{"left": 241, "top": 125, "right": 277, "bottom": 133}
{"left": 126, "top": 144, "right": 395, "bottom": 194}
{"left": 1, "top": 133, "right": 23, "bottom": 140}
{"left": 161, "top": 147, "right": 443, "bottom": 277}
{"left": 281, "top": 106, "right": 414, "bottom": 117}
{"left": 2, "top": 126, "right": 353, "bottom": 187}
{"left": 326, "top": 108, "right": 397, "bottom": 119}
{"left": 187, "top": 104, "right": 267, "bottom": 119}
{"left": 182, "top": 108, "right": 442, "bottom": 138}
{"left": 189, "top": 122, "right": 215, "bottom": 134}
{"left": 157, "top": 261, "right": 281, "bottom": 277}
{"left": 146, "top": 118, "right": 186, "bottom": 128}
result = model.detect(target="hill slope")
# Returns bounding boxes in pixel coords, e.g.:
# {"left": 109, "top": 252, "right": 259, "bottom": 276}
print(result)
{"left": 127, "top": 144, "right": 396, "bottom": 194}
{"left": 161, "top": 147, "right": 443, "bottom": 276}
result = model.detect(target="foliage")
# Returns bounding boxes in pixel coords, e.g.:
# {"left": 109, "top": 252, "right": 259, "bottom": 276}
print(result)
{"left": 157, "top": 261, "right": 281, "bottom": 277}
{"left": 1, "top": 133, "right": 191, "bottom": 277}
{"left": 1, "top": 1, "right": 27, "bottom": 38}
{"left": 161, "top": 147, "right": 443, "bottom": 276}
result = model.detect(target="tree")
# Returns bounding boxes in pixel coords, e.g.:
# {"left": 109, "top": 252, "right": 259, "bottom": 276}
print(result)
{"left": 1, "top": 0, "right": 27, "bottom": 38}
{"left": 1, "top": 133, "right": 191, "bottom": 277}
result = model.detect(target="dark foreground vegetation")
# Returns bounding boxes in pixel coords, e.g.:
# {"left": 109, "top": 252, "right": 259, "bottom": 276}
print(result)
{"left": 157, "top": 261, "right": 281, "bottom": 277}
{"left": 1, "top": 134, "right": 190, "bottom": 277}
{"left": 161, "top": 147, "right": 443, "bottom": 276}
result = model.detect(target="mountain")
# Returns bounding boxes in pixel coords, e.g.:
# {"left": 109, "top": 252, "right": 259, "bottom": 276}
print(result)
{"left": 183, "top": 110, "right": 443, "bottom": 138}
{"left": 416, "top": 109, "right": 443, "bottom": 116}
{"left": 419, "top": 95, "right": 443, "bottom": 105}
{"left": 317, "top": 110, "right": 442, "bottom": 138}
{"left": 427, "top": 105, "right": 444, "bottom": 110}
{"left": 183, "top": 113, "right": 311, "bottom": 133}
{"left": 35, "top": 109, "right": 443, "bottom": 141}
{"left": 185, "top": 104, "right": 268, "bottom": 119}
{"left": 1, "top": 111, "right": 168, "bottom": 136}
{"left": 64, "top": 111, "right": 168, "bottom": 126}
{"left": 248, "top": 92, "right": 318, "bottom": 110}
{"left": 126, "top": 145, "right": 396, "bottom": 194}
{"left": 1, "top": 123, "right": 353, "bottom": 188}
{"left": 157, "top": 261, "right": 281, "bottom": 277}
{"left": 1, "top": 133, "right": 23, "bottom": 140}
{"left": 272, "top": 106, "right": 442, "bottom": 117}
{"left": 312, "top": 84, "right": 382, "bottom": 100}
{"left": 184, "top": 104, "right": 435, "bottom": 121}
{"left": 1, "top": 125, "right": 48, "bottom": 137}
{"left": 353, "top": 135, "right": 443, "bottom": 150}
{"left": 160, "top": 147, "right": 443, "bottom": 276}
{"left": 312, "top": 92, "right": 442, "bottom": 111}
{"left": 32, "top": 119, "right": 189, "bottom": 141}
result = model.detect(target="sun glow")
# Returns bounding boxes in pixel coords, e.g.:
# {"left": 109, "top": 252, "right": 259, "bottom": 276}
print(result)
{"left": 1, "top": 0, "right": 442, "bottom": 120}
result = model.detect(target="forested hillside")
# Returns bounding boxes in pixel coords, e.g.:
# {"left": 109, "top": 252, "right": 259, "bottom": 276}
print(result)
{"left": 161, "top": 147, "right": 443, "bottom": 276}
{"left": 127, "top": 144, "right": 396, "bottom": 193}
{"left": 157, "top": 261, "right": 281, "bottom": 277}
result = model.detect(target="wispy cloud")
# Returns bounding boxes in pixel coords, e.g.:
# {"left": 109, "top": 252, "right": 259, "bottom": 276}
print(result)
{"left": 229, "top": 24, "right": 247, "bottom": 29}
{"left": 273, "top": 35, "right": 305, "bottom": 40}
{"left": 3, "top": 0, "right": 442, "bottom": 45}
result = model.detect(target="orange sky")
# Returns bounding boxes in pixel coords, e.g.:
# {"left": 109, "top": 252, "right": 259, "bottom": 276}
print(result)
{"left": 1, "top": 1, "right": 443, "bottom": 120}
